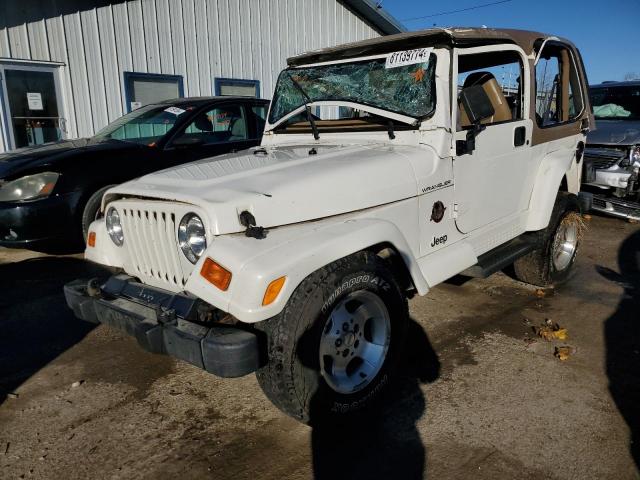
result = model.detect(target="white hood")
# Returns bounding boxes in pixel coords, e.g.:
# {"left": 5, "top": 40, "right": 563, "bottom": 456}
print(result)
{"left": 106, "top": 143, "right": 422, "bottom": 234}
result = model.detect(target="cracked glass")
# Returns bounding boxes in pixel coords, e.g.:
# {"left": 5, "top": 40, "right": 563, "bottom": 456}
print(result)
{"left": 268, "top": 54, "right": 437, "bottom": 124}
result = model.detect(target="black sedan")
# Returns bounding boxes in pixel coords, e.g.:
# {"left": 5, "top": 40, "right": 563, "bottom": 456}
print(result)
{"left": 0, "top": 96, "right": 269, "bottom": 250}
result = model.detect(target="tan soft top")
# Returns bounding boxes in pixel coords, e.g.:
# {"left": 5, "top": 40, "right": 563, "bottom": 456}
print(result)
{"left": 288, "top": 27, "right": 573, "bottom": 66}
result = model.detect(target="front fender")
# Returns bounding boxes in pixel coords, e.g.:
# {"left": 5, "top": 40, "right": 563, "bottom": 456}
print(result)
{"left": 526, "top": 146, "right": 580, "bottom": 231}
{"left": 185, "top": 217, "right": 428, "bottom": 323}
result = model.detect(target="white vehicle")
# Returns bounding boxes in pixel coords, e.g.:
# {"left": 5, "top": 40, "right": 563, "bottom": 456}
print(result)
{"left": 65, "top": 28, "right": 593, "bottom": 423}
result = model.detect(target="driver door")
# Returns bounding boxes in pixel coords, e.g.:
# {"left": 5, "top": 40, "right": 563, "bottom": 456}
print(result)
{"left": 452, "top": 46, "right": 534, "bottom": 234}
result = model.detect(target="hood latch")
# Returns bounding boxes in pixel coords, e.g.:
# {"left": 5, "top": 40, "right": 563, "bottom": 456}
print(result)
{"left": 239, "top": 211, "right": 267, "bottom": 239}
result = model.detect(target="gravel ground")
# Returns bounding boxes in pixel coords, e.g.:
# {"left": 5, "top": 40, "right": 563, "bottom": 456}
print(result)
{"left": 0, "top": 215, "right": 638, "bottom": 480}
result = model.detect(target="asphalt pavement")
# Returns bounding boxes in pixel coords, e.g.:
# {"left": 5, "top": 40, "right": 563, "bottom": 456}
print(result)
{"left": 0, "top": 215, "right": 638, "bottom": 479}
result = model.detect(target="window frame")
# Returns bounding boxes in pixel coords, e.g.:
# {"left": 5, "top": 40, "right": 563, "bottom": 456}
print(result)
{"left": 452, "top": 44, "right": 531, "bottom": 133}
{"left": 214, "top": 77, "right": 261, "bottom": 98}
{"left": 123, "top": 71, "right": 184, "bottom": 113}
{"left": 533, "top": 41, "right": 586, "bottom": 130}
{"left": 165, "top": 101, "right": 256, "bottom": 148}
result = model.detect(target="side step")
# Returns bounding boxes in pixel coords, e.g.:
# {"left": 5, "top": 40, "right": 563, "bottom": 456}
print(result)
{"left": 460, "top": 236, "right": 537, "bottom": 279}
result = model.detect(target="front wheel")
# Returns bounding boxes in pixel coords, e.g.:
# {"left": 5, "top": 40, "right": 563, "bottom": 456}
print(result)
{"left": 255, "top": 251, "right": 408, "bottom": 424}
{"left": 81, "top": 185, "right": 115, "bottom": 242}
{"left": 514, "top": 193, "right": 585, "bottom": 287}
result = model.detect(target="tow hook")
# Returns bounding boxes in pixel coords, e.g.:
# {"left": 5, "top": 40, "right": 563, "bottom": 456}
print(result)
{"left": 157, "top": 307, "right": 177, "bottom": 326}
{"left": 86, "top": 278, "right": 102, "bottom": 298}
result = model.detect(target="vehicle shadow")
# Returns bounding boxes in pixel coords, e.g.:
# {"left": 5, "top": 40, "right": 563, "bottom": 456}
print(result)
{"left": 0, "top": 255, "right": 110, "bottom": 404}
{"left": 600, "top": 229, "right": 640, "bottom": 470}
{"left": 308, "top": 318, "right": 440, "bottom": 479}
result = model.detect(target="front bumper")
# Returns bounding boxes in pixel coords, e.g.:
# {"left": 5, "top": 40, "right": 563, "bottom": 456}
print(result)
{"left": 64, "top": 275, "right": 263, "bottom": 378}
{"left": 0, "top": 191, "right": 83, "bottom": 247}
{"left": 591, "top": 195, "right": 640, "bottom": 221}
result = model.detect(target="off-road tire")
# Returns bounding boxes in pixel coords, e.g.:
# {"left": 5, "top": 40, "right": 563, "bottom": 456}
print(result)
{"left": 514, "top": 193, "right": 582, "bottom": 287}
{"left": 81, "top": 185, "right": 114, "bottom": 242}
{"left": 255, "top": 251, "right": 408, "bottom": 424}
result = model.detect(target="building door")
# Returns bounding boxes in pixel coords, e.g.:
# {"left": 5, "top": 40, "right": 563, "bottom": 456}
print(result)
{"left": 0, "top": 64, "right": 65, "bottom": 149}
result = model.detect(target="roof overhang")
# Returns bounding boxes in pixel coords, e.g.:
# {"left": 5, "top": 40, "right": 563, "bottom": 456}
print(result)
{"left": 341, "top": 0, "right": 406, "bottom": 35}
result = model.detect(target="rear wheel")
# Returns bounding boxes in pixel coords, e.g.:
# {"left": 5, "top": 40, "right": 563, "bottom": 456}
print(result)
{"left": 514, "top": 193, "right": 584, "bottom": 287}
{"left": 255, "top": 251, "right": 408, "bottom": 424}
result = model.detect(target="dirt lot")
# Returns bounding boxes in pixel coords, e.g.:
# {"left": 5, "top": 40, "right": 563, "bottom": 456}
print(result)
{"left": 0, "top": 215, "right": 639, "bottom": 480}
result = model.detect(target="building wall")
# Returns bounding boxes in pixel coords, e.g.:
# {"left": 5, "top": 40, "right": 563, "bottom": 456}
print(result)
{"left": 0, "top": 0, "right": 380, "bottom": 150}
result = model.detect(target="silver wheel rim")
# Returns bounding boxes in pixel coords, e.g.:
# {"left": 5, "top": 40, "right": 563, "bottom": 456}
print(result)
{"left": 319, "top": 290, "right": 391, "bottom": 395}
{"left": 552, "top": 219, "right": 578, "bottom": 272}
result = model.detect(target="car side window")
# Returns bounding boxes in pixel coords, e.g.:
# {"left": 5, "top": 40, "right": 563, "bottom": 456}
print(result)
{"left": 251, "top": 105, "right": 267, "bottom": 139}
{"left": 535, "top": 45, "right": 584, "bottom": 127}
{"left": 175, "top": 105, "right": 248, "bottom": 145}
{"left": 457, "top": 50, "right": 524, "bottom": 131}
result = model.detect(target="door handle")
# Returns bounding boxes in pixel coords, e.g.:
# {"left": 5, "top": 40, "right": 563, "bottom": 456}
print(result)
{"left": 514, "top": 126, "right": 526, "bottom": 147}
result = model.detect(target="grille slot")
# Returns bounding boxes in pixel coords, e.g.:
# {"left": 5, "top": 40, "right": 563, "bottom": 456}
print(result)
{"left": 121, "top": 207, "right": 184, "bottom": 287}
{"left": 585, "top": 146, "right": 627, "bottom": 170}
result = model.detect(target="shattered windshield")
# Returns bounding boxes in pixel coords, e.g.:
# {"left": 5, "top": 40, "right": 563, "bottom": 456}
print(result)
{"left": 268, "top": 53, "right": 437, "bottom": 124}
{"left": 590, "top": 86, "right": 640, "bottom": 120}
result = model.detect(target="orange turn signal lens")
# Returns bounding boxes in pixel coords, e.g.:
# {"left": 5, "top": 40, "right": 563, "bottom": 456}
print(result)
{"left": 87, "top": 231, "right": 96, "bottom": 247}
{"left": 39, "top": 182, "right": 56, "bottom": 196}
{"left": 200, "top": 258, "right": 232, "bottom": 291}
{"left": 262, "top": 276, "right": 286, "bottom": 306}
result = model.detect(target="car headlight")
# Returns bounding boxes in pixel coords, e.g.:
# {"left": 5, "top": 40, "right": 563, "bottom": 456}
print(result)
{"left": 630, "top": 145, "right": 640, "bottom": 168}
{"left": 0, "top": 172, "right": 59, "bottom": 202}
{"left": 105, "top": 207, "right": 124, "bottom": 246}
{"left": 178, "top": 213, "right": 207, "bottom": 264}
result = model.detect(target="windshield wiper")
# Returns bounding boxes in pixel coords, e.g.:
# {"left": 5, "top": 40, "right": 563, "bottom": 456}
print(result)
{"left": 287, "top": 73, "right": 319, "bottom": 140}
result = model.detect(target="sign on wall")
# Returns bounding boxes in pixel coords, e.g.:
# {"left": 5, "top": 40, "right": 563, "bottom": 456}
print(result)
{"left": 26, "top": 92, "right": 43, "bottom": 110}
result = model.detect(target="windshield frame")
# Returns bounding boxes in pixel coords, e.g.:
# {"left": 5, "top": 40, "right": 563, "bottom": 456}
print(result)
{"left": 265, "top": 52, "right": 437, "bottom": 132}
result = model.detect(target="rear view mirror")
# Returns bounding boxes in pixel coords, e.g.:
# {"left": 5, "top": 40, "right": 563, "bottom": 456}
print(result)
{"left": 459, "top": 85, "right": 495, "bottom": 125}
{"left": 456, "top": 85, "right": 496, "bottom": 156}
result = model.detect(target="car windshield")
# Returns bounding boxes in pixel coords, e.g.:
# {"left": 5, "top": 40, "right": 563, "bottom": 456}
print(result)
{"left": 93, "top": 104, "right": 191, "bottom": 144}
{"left": 590, "top": 85, "right": 640, "bottom": 120}
{"left": 268, "top": 53, "right": 437, "bottom": 125}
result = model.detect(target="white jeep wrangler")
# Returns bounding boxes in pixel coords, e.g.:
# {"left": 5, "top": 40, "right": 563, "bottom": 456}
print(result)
{"left": 65, "top": 28, "right": 593, "bottom": 423}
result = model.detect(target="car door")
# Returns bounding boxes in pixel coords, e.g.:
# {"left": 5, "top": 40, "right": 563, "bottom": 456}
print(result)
{"left": 452, "top": 45, "right": 535, "bottom": 234}
{"left": 163, "top": 102, "right": 258, "bottom": 164}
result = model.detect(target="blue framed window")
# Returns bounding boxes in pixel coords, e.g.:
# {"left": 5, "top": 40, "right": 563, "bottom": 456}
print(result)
{"left": 214, "top": 77, "right": 260, "bottom": 98}
{"left": 124, "top": 72, "right": 184, "bottom": 112}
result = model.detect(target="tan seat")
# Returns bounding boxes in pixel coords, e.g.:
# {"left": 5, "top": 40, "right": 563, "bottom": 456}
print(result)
{"left": 459, "top": 72, "right": 513, "bottom": 128}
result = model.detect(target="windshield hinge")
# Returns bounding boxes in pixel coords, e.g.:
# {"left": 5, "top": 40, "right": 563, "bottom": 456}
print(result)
{"left": 452, "top": 203, "right": 459, "bottom": 219}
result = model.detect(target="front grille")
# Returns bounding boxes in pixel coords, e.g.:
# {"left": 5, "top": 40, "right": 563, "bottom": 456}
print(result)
{"left": 120, "top": 206, "right": 186, "bottom": 287}
{"left": 585, "top": 146, "right": 627, "bottom": 170}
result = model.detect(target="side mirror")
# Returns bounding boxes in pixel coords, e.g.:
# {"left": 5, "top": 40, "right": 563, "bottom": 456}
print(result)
{"left": 171, "top": 136, "right": 205, "bottom": 148}
{"left": 457, "top": 85, "right": 495, "bottom": 156}
{"left": 459, "top": 85, "right": 495, "bottom": 125}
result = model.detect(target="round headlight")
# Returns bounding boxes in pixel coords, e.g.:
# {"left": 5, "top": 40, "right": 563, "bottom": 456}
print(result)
{"left": 105, "top": 207, "right": 124, "bottom": 246}
{"left": 178, "top": 213, "right": 207, "bottom": 264}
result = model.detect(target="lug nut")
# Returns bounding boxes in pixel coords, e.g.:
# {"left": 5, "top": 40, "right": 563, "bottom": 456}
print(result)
{"left": 335, "top": 338, "right": 343, "bottom": 347}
